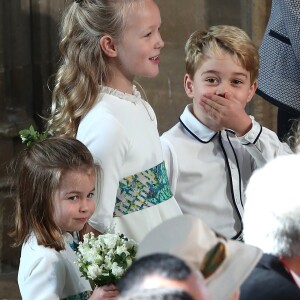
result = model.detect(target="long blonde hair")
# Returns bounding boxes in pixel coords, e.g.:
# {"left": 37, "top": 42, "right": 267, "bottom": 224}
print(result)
{"left": 47, "top": 0, "right": 143, "bottom": 137}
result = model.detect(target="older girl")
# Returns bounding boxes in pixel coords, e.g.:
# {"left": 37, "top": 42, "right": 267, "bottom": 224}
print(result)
{"left": 47, "top": 0, "right": 181, "bottom": 242}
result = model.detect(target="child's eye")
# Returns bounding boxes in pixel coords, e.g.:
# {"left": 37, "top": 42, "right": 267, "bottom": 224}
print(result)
{"left": 144, "top": 32, "right": 152, "bottom": 38}
{"left": 68, "top": 195, "right": 79, "bottom": 201}
{"left": 232, "top": 79, "right": 243, "bottom": 85}
{"left": 205, "top": 78, "right": 218, "bottom": 84}
{"left": 87, "top": 192, "right": 94, "bottom": 199}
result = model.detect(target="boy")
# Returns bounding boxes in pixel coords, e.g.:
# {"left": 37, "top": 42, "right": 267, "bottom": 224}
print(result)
{"left": 161, "top": 25, "right": 292, "bottom": 240}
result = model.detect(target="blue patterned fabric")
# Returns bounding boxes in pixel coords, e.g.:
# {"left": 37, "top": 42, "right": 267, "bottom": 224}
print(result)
{"left": 62, "top": 290, "right": 91, "bottom": 300}
{"left": 69, "top": 241, "right": 79, "bottom": 252}
{"left": 114, "top": 161, "right": 172, "bottom": 216}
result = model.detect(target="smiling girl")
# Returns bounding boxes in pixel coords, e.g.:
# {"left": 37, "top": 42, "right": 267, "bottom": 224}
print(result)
{"left": 47, "top": 0, "right": 182, "bottom": 242}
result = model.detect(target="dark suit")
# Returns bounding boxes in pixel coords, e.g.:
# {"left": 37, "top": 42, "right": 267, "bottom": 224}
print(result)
{"left": 240, "top": 254, "right": 300, "bottom": 300}
{"left": 256, "top": 0, "right": 300, "bottom": 139}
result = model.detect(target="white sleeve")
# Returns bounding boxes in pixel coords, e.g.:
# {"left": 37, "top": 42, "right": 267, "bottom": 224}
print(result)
{"left": 19, "top": 254, "right": 65, "bottom": 300}
{"left": 237, "top": 116, "right": 293, "bottom": 168}
{"left": 77, "top": 114, "right": 129, "bottom": 233}
{"left": 160, "top": 136, "right": 179, "bottom": 194}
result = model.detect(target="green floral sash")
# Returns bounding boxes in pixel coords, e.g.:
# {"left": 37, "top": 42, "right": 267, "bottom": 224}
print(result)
{"left": 114, "top": 161, "right": 172, "bottom": 216}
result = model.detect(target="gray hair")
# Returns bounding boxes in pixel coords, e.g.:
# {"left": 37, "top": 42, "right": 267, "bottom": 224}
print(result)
{"left": 244, "top": 154, "right": 300, "bottom": 257}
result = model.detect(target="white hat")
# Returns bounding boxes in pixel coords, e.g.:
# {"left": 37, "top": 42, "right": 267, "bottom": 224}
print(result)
{"left": 137, "top": 215, "right": 262, "bottom": 300}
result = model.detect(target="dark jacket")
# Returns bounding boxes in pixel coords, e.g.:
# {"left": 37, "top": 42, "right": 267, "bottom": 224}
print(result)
{"left": 240, "top": 253, "right": 300, "bottom": 300}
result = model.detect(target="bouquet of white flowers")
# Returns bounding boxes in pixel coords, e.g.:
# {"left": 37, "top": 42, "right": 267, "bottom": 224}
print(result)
{"left": 75, "top": 232, "right": 137, "bottom": 286}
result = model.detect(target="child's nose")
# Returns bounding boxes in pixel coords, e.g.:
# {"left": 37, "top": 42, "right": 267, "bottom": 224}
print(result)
{"left": 215, "top": 84, "right": 229, "bottom": 97}
{"left": 216, "top": 91, "right": 226, "bottom": 97}
{"left": 155, "top": 32, "right": 164, "bottom": 49}
{"left": 79, "top": 199, "right": 89, "bottom": 212}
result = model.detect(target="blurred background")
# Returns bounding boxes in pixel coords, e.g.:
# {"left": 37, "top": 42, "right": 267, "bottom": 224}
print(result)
{"left": 0, "top": 0, "right": 273, "bottom": 298}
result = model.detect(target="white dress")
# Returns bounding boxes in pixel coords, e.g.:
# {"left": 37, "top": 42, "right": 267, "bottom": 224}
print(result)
{"left": 77, "top": 86, "right": 182, "bottom": 242}
{"left": 18, "top": 232, "right": 91, "bottom": 300}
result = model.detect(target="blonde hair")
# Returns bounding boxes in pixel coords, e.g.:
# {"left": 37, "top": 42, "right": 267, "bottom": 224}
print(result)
{"left": 10, "top": 137, "right": 98, "bottom": 251}
{"left": 185, "top": 25, "right": 259, "bottom": 84}
{"left": 47, "top": 0, "right": 145, "bottom": 137}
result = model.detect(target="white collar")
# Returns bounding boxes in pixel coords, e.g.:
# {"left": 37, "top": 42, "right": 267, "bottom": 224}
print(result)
{"left": 179, "top": 104, "right": 218, "bottom": 142}
{"left": 100, "top": 85, "right": 142, "bottom": 104}
{"left": 63, "top": 232, "right": 74, "bottom": 244}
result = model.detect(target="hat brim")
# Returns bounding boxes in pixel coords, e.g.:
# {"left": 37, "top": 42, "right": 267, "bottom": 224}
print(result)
{"left": 137, "top": 215, "right": 262, "bottom": 300}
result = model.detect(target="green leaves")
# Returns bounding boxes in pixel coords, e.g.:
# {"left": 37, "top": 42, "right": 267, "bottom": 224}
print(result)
{"left": 19, "top": 125, "right": 49, "bottom": 147}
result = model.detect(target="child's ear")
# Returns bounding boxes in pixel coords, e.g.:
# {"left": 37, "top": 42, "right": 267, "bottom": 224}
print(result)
{"left": 99, "top": 35, "right": 117, "bottom": 58}
{"left": 247, "top": 80, "right": 258, "bottom": 103}
{"left": 184, "top": 74, "right": 194, "bottom": 99}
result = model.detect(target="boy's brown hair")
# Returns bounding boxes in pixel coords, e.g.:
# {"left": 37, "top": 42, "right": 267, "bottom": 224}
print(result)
{"left": 185, "top": 25, "right": 259, "bottom": 84}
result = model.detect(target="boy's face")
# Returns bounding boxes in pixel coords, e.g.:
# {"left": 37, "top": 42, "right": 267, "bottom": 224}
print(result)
{"left": 184, "top": 52, "right": 257, "bottom": 130}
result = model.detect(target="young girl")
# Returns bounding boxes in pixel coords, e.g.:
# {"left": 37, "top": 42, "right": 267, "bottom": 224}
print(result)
{"left": 47, "top": 0, "right": 182, "bottom": 242}
{"left": 11, "top": 137, "right": 118, "bottom": 299}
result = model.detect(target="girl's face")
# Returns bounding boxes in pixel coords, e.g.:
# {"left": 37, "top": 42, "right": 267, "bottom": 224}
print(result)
{"left": 53, "top": 169, "right": 95, "bottom": 233}
{"left": 115, "top": 0, "right": 164, "bottom": 82}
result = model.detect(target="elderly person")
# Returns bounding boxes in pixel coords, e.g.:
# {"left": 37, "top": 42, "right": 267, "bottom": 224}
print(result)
{"left": 240, "top": 154, "right": 300, "bottom": 299}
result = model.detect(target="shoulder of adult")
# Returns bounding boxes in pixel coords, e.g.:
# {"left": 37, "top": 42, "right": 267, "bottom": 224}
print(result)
{"left": 240, "top": 254, "right": 300, "bottom": 300}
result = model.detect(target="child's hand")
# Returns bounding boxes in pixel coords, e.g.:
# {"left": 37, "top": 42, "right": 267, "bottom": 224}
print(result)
{"left": 89, "top": 284, "right": 119, "bottom": 300}
{"left": 200, "top": 92, "right": 252, "bottom": 136}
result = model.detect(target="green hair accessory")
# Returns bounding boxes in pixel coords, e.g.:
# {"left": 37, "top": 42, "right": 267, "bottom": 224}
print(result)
{"left": 19, "top": 125, "right": 49, "bottom": 147}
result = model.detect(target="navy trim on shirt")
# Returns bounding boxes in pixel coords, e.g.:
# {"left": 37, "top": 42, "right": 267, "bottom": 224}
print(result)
{"left": 179, "top": 117, "right": 244, "bottom": 240}
{"left": 218, "top": 132, "right": 243, "bottom": 240}
{"left": 179, "top": 117, "right": 217, "bottom": 143}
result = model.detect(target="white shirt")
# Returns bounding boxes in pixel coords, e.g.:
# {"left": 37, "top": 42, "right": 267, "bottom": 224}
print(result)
{"left": 161, "top": 104, "right": 292, "bottom": 239}
{"left": 18, "top": 232, "right": 91, "bottom": 300}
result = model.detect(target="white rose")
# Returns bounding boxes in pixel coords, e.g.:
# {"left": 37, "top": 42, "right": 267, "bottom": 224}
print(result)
{"left": 101, "top": 234, "right": 118, "bottom": 249}
{"left": 126, "top": 257, "right": 132, "bottom": 267}
{"left": 116, "top": 245, "right": 129, "bottom": 256}
{"left": 87, "top": 265, "right": 102, "bottom": 280}
{"left": 82, "top": 248, "right": 101, "bottom": 264}
{"left": 111, "top": 262, "right": 124, "bottom": 278}
{"left": 104, "top": 257, "right": 112, "bottom": 269}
